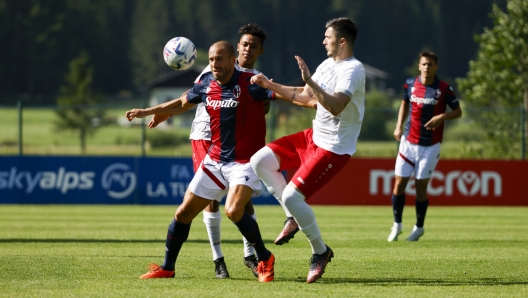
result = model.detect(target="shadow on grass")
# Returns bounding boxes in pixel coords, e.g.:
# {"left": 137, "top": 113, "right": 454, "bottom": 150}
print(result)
{"left": 0, "top": 238, "right": 275, "bottom": 244}
{"left": 283, "top": 277, "right": 528, "bottom": 286}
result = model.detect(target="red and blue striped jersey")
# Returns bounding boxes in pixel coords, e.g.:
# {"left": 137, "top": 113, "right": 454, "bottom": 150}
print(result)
{"left": 402, "top": 76, "right": 459, "bottom": 146}
{"left": 187, "top": 69, "right": 274, "bottom": 163}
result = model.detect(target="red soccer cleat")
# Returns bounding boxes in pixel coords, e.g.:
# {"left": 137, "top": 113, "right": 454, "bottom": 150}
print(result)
{"left": 257, "top": 253, "right": 275, "bottom": 282}
{"left": 139, "top": 263, "right": 175, "bottom": 279}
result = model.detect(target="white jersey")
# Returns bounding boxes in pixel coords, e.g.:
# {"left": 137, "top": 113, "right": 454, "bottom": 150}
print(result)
{"left": 311, "top": 56, "right": 366, "bottom": 155}
{"left": 189, "top": 63, "right": 263, "bottom": 140}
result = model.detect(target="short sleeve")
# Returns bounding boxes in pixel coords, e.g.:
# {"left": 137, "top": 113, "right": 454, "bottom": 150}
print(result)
{"left": 334, "top": 62, "right": 365, "bottom": 99}
{"left": 444, "top": 84, "right": 459, "bottom": 110}
{"left": 187, "top": 81, "right": 204, "bottom": 104}
{"left": 402, "top": 78, "right": 414, "bottom": 103}
{"left": 248, "top": 83, "right": 275, "bottom": 101}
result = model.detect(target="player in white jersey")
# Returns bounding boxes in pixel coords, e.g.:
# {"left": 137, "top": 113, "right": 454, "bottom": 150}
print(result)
{"left": 250, "top": 17, "right": 365, "bottom": 283}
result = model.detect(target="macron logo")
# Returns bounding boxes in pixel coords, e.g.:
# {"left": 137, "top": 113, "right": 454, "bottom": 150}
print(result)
{"left": 205, "top": 97, "right": 239, "bottom": 110}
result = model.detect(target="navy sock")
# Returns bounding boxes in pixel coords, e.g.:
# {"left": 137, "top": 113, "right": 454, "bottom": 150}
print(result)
{"left": 161, "top": 219, "right": 191, "bottom": 271}
{"left": 234, "top": 212, "right": 270, "bottom": 261}
{"left": 415, "top": 199, "right": 429, "bottom": 228}
{"left": 391, "top": 193, "right": 406, "bottom": 223}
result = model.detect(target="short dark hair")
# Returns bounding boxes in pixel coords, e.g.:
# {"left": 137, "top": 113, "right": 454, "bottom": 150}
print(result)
{"left": 238, "top": 23, "right": 267, "bottom": 47}
{"left": 211, "top": 41, "right": 236, "bottom": 58}
{"left": 420, "top": 51, "right": 438, "bottom": 64}
{"left": 325, "top": 17, "right": 358, "bottom": 48}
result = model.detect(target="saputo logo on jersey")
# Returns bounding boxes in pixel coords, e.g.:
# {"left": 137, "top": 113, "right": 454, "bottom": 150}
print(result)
{"left": 410, "top": 94, "right": 438, "bottom": 105}
{"left": 0, "top": 163, "right": 136, "bottom": 199}
{"left": 205, "top": 97, "right": 239, "bottom": 110}
{"left": 369, "top": 169, "right": 502, "bottom": 197}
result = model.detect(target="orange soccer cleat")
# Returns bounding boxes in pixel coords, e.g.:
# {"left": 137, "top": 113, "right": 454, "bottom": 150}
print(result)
{"left": 256, "top": 253, "right": 275, "bottom": 282}
{"left": 139, "top": 263, "right": 175, "bottom": 279}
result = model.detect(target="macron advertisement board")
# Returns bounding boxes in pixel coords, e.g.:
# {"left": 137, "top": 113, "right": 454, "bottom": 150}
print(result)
{"left": 291, "top": 158, "right": 528, "bottom": 206}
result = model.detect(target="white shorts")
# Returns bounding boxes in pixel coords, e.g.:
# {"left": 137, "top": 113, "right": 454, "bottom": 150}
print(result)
{"left": 395, "top": 135, "right": 441, "bottom": 180}
{"left": 188, "top": 154, "right": 262, "bottom": 202}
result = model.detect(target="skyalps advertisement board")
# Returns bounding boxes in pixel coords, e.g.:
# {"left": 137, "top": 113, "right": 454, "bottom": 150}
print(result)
{"left": 0, "top": 156, "right": 277, "bottom": 205}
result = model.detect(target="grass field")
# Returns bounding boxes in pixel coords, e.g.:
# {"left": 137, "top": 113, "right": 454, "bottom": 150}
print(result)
{"left": 0, "top": 205, "right": 526, "bottom": 297}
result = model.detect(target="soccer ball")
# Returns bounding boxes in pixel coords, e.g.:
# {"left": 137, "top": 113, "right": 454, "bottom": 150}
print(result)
{"left": 163, "top": 37, "right": 197, "bottom": 71}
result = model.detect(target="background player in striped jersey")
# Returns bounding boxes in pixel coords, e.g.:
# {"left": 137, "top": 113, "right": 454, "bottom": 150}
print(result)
{"left": 136, "top": 41, "right": 277, "bottom": 282}
{"left": 387, "top": 51, "right": 462, "bottom": 242}
{"left": 250, "top": 17, "right": 365, "bottom": 283}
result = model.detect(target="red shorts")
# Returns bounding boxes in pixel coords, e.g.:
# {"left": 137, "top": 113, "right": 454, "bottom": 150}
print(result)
{"left": 267, "top": 128, "right": 351, "bottom": 198}
{"left": 191, "top": 139, "right": 212, "bottom": 173}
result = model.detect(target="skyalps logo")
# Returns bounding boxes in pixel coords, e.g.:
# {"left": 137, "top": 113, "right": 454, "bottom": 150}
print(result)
{"left": 101, "top": 163, "right": 136, "bottom": 199}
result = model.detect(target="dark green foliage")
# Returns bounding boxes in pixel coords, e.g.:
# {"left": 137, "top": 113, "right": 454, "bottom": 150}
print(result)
{"left": 456, "top": 0, "right": 528, "bottom": 158}
{"left": 0, "top": 0, "right": 507, "bottom": 103}
{"left": 54, "top": 51, "right": 105, "bottom": 154}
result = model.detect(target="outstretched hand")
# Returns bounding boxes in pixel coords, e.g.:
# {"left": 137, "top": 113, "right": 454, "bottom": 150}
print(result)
{"left": 295, "top": 56, "right": 311, "bottom": 82}
{"left": 125, "top": 109, "right": 150, "bottom": 121}
{"left": 148, "top": 114, "right": 170, "bottom": 128}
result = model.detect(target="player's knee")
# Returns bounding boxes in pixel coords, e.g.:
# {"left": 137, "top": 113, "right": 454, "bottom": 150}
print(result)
{"left": 224, "top": 205, "right": 243, "bottom": 223}
{"left": 174, "top": 207, "right": 194, "bottom": 224}
{"left": 282, "top": 185, "right": 305, "bottom": 210}
{"left": 250, "top": 146, "right": 278, "bottom": 172}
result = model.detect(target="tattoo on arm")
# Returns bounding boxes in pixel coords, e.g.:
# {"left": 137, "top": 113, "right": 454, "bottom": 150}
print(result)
{"left": 308, "top": 90, "right": 314, "bottom": 98}
{"left": 293, "top": 87, "right": 297, "bottom": 92}
{"left": 291, "top": 93, "right": 296, "bottom": 100}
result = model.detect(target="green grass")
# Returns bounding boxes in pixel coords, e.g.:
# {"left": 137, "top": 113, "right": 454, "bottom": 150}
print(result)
{"left": 0, "top": 205, "right": 527, "bottom": 297}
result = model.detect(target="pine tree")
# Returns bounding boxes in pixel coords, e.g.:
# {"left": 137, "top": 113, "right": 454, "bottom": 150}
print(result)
{"left": 54, "top": 51, "right": 104, "bottom": 154}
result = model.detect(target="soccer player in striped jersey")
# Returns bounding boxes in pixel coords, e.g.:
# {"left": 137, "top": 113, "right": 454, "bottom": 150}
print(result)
{"left": 387, "top": 51, "right": 462, "bottom": 242}
{"left": 127, "top": 23, "right": 315, "bottom": 279}
{"left": 136, "top": 41, "right": 277, "bottom": 282}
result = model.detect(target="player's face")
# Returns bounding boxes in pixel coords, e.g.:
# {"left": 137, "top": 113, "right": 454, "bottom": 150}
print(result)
{"left": 237, "top": 34, "right": 264, "bottom": 69}
{"left": 323, "top": 27, "right": 339, "bottom": 58}
{"left": 418, "top": 56, "right": 438, "bottom": 79}
{"left": 209, "top": 46, "right": 236, "bottom": 83}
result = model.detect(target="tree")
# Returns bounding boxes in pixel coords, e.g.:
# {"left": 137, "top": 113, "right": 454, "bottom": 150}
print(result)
{"left": 456, "top": 0, "right": 528, "bottom": 158}
{"left": 54, "top": 51, "right": 105, "bottom": 154}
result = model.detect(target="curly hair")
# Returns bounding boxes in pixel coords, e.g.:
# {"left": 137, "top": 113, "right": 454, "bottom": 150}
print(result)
{"left": 238, "top": 23, "right": 267, "bottom": 47}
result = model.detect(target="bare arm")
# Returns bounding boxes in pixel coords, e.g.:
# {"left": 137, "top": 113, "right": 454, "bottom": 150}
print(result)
{"left": 394, "top": 100, "right": 409, "bottom": 141}
{"left": 424, "top": 106, "right": 462, "bottom": 130}
{"left": 295, "top": 56, "right": 350, "bottom": 116}
{"left": 125, "top": 90, "right": 192, "bottom": 121}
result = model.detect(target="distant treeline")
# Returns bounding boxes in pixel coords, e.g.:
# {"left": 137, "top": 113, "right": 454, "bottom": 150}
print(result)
{"left": 0, "top": 0, "right": 506, "bottom": 103}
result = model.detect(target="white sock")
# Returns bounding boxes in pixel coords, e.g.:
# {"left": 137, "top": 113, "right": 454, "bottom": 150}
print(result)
{"left": 282, "top": 185, "right": 326, "bottom": 254}
{"left": 243, "top": 213, "right": 257, "bottom": 257}
{"left": 203, "top": 211, "right": 223, "bottom": 260}
{"left": 250, "top": 146, "right": 292, "bottom": 217}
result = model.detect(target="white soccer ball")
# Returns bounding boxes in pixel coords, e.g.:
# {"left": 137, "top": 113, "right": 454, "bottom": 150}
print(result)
{"left": 163, "top": 37, "right": 197, "bottom": 71}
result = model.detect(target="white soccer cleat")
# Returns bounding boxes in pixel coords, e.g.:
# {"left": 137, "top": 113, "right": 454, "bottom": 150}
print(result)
{"left": 387, "top": 223, "right": 403, "bottom": 242}
{"left": 406, "top": 225, "right": 424, "bottom": 241}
